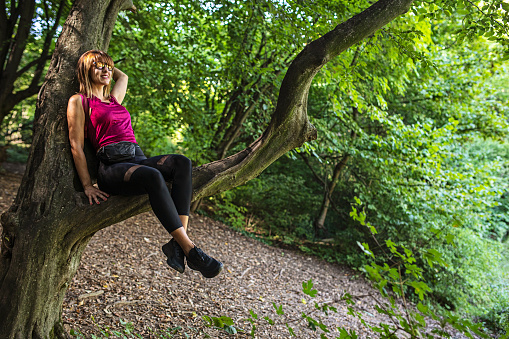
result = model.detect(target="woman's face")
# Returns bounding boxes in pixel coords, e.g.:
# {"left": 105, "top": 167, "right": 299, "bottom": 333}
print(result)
{"left": 90, "top": 61, "right": 113, "bottom": 86}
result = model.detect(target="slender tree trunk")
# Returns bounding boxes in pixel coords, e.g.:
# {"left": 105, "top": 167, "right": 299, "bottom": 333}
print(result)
{"left": 314, "top": 106, "right": 359, "bottom": 235}
{"left": 190, "top": 197, "right": 202, "bottom": 213}
{"left": 314, "top": 155, "right": 350, "bottom": 235}
{"left": 0, "top": 0, "right": 36, "bottom": 127}
{"left": 0, "top": 0, "right": 414, "bottom": 337}
{"left": 215, "top": 95, "right": 259, "bottom": 159}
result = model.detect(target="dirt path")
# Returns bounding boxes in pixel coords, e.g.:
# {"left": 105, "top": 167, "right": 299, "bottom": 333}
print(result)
{"left": 0, "top": 168, "right": 473, "bottom": 338}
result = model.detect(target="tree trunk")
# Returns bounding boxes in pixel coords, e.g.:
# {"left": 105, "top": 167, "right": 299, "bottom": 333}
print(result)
{"left": 314, "top": 107, "right": 359, "bottom": 235}
{"left": 0, "top": 0, "right": 68, "bottom": 128}
{"left": 0, "top": 0, "right": 137, "bottom": 337}
{"left": 0, "top": 0, "right": 414, "bottom": 337}
{"left": 314, "top": 155, "right": 350, "bottom": 235}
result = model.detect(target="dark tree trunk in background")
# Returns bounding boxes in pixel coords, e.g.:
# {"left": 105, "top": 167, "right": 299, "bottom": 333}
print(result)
{"left": 0, "top": 0, "right": 414, "bottom": 337}
{"left": 0, "top": 0, "right": 68, "bottom": 128}
{"left": 314, "top": 155, "right": 350, "bottom": 235}
{"left": 313, "top": 107, "right": 358, "bottom": 235}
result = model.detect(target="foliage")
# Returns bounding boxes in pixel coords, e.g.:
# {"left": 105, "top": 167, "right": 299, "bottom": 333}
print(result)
{"left": 109, "top": 0, "right": 393, "bottom": 160}
{"left": 202, "top": 315, "right": 239, "bottom": 335}
{"left": 196, "top": 3, "right": 509, "bottom": 334}
{"left": 231, "top": 201, "right": 498, "bottom": 338}
{"left": 114, "top": 0, "right": 509, "bottom": 333}
{"left": 203, "top": 157, "right": 320, "bottom": 240}
{"left": 350, "top": 198, "right": 490, "bottom": 338}
{"left": 0, "top": 96, "right": 36, "bottom": 151}
{"left": 0, "top": 0, "right": 71, "bottom": 127}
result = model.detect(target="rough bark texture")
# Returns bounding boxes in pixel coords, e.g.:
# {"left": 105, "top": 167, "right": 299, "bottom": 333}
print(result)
{"left": 0, "top": 1, "right": 136, "bottom": 337}
{"left": 0, "top": 0, "right": 414, "bottom": 337}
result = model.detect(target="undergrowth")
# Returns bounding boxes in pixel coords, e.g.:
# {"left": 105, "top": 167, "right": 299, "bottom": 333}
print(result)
{"left": 203, "top": 192, "right": 509, "bottom": 337}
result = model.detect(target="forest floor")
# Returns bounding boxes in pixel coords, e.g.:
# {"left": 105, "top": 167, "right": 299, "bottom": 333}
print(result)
{"left": 0, "top": 165, "right": 479, "bottom": 338}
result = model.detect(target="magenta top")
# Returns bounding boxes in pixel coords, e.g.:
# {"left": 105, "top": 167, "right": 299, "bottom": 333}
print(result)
{"left": 80, "top": 94, "right": 137, "bottom": 151}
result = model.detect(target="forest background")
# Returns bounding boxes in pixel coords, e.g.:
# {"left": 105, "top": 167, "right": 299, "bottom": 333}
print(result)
{"left": 2, "top": 0, "right": 509, "bottom": 336}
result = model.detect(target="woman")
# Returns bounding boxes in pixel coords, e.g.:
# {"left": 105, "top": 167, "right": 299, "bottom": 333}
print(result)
{"left": 67, "top": 50, "right": 222, "bottom": 278}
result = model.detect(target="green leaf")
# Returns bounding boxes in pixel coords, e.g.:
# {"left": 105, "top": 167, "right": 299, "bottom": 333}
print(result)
{"left": 273, "top": 302, "right": 284, "bottom": 315}
{"left": 224, "top": 325, "right": 237, "bottom": 334}
{"left": 263, "top": 316, "right": 275, "bottom": 325}
{"left": 302, "top": 279, "right": 318, "bottom": 297}
{"left": 357, "top": 241, "right": 374, "bottom": 258}
{"left": 417, "top": 302, "right": 428, "bottom": 314}
{"left": 202, "top": 316, "right": 213, "bottom": 327}
{"left": 409, "top": 281, "right": 432, "bottom": 300}
{"left": 212, "top": 317, "right": 224, "bottom": 328}
{"left": 220, "top": 316, "right": 234, "bottom": 326}
{"left": 286, "top": 323, "right": 296, "bottom": 336}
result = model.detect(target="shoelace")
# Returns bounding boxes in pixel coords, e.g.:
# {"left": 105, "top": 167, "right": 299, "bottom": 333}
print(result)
{"left": 173, "top": 241, "right": 184, "bottom": 260}
{"left": 195, "top": 248, "right": 205, "bottom": 261}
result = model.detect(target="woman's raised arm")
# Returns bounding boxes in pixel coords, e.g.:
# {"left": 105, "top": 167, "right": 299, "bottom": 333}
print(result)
{"left": 67, "top": 94, "right": 109, "bottom": 205}
{"left": 111, "top": 67, "right": 128, "bottom": 104}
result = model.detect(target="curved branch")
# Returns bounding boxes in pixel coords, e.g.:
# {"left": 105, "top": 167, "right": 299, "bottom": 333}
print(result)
{"left": 8, "top": 0, "right": 416, "bottom": 248}
{"left": 190, "top": 0, "right": 415, "bottom": 199}
{"left": 78, "top": 0, "right": 416, "bottom": 233}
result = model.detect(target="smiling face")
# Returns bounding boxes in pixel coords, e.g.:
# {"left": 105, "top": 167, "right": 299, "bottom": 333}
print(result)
{"left": 90, "top": 61, "right": 113, "bottom": 86}
{"left": 77, "top": 50, "right": 115, "bottom": 98}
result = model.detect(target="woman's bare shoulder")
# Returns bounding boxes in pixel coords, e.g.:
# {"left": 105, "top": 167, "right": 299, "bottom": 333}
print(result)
{"left": 68, "top": 93, "right": 85, "bottom": 104}
{"left": 67, "top": 94, "right": 85, "bottom": 118}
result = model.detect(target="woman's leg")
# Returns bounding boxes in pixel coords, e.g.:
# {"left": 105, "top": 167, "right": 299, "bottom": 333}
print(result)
{"left": 99, "top": 162, "right": 186, "bottom": 234}
{"left": 99, "top": 159, "right": 222, "bottom": 277}
{"left": 139, "top": 154, "right": 192, "bottom": 219}
{"left": 180, "top": 215, "right": 189, "bottom": 232}
{"left": 138, "top": 154, "right": 195, "bottom": 252}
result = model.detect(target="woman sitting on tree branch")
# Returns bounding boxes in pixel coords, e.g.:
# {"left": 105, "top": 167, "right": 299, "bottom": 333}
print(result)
{"left": 67, "top": 50, "right": 223, "bottom": 278}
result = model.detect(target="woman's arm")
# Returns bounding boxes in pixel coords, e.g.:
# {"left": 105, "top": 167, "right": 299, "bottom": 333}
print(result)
{"left": 110, "top": 67, "right": 128, "bottom": 104}
{"left": 67, "top": 94, "right": 109, "bottom": 205}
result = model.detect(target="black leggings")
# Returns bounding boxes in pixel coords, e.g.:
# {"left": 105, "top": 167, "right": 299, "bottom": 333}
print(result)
{"left": 97, "top": 145, "right": 192, "bottom": 233}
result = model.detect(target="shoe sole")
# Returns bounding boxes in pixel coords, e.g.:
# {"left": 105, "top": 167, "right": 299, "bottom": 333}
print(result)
{"left": 188, "top": 261, "right": 224, "bottom": 278}
{"left": 162, "top": 243, "right": 185, "bottom": 273}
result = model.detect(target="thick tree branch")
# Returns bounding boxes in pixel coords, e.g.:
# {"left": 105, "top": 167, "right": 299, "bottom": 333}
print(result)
{"left": 15, "top": 54, "right": 52, "bottom": 78}
{"left": 64, "top": 0, "right": 416, "bottom": 230}
{"left": 8, "top": 85, "right": 42, "bottom": 108}
{"left": 0, "top": 1, "right": 416, "bottom": 336}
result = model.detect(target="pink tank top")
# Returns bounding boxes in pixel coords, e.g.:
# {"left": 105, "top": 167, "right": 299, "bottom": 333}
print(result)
{"left": 80, "top": 94, "right": 137, "bottom": 151}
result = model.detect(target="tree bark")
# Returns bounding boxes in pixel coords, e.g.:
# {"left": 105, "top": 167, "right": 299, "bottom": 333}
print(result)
{"left": 0, "top": 1, "right": 136, "bottom": 337}
{"left": 0, "top": 0, "right": 414, "bottom": 337}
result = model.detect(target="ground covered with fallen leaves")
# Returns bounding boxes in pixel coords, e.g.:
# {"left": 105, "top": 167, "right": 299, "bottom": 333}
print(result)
{"left": 0, "top": 166, "right": 478, "bottom": 338}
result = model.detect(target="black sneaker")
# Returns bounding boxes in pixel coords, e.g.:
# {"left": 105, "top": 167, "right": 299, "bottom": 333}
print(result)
{"left": 162, "top": 239, "right": 185, "bottom": 273}
{"left": 186, "top": 247, "right": 223, "bottom": 278}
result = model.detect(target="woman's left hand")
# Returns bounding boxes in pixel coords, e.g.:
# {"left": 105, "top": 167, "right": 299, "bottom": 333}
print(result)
{"left": 84, "top": 184, "right": 109, "bottom": 205}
